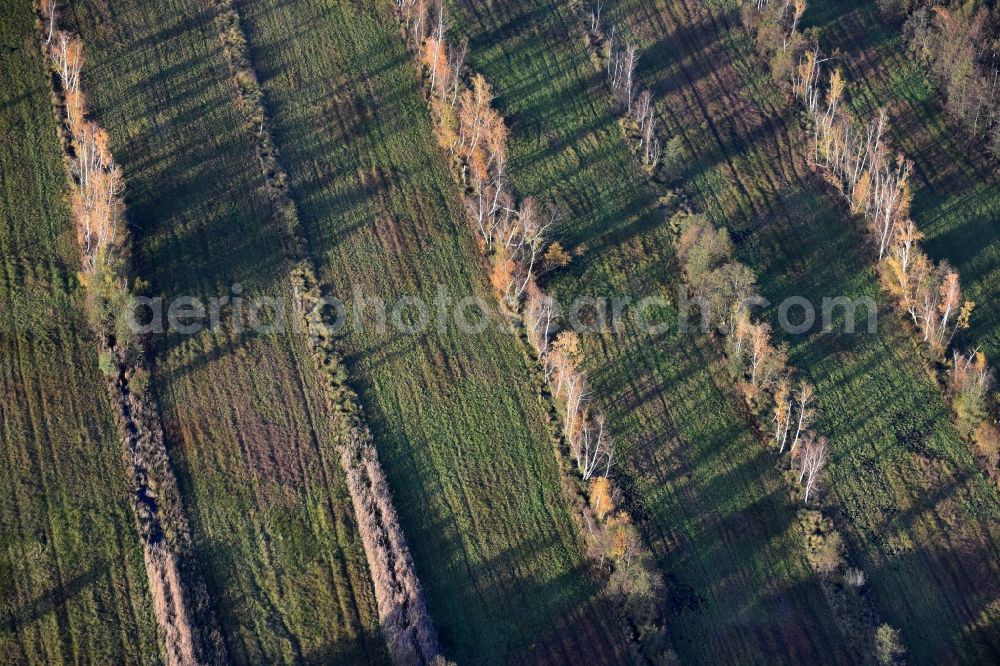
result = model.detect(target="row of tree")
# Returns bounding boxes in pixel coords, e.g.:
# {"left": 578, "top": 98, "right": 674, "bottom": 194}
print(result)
{"left": 400, "top": 0, "right": 672, "bottom": 635}
{"left": 785, "top": 7, "right": 984, "bottom": 360}
{"left": 601, "top": 3, "right": 906, "bottom": 644}
{"left": 590, "top": 10, "right": 666, "bottom": 171}
{"left": 591, "top": 7, "right": 880, "bottom": 643}
{"left": 673, "top": 214, "right": 830, "bottom": 502}
{"left": 402, "top": 0, "right": 616, "bottom": 484}
{"left": 601, "top": 5, "right": 915, "bottom": 655}
{"left": 591, "top": 1, "right": 845, "bottom": 625}
{"left": 594, "top": 5, "right": 903, "bottom": 659}
{"left": 51, "top": 31, "right": 124, "bottom": 284}
{"left": 212, "top": 1, "right": 443, "bottom": 660}
{"left": 750, "top": 1, "right": 999, "bottom": 478}
{"left": 725, "top": 7, "right": 912, "bottom": 659}
{"left": 807, "top": 79, "right": 973, "bottom": 355}
{"left": 38, "top": 4, "right": 225, "bottom": 664}
{"left": 793, "top": 53, "right": 998, "bottom": 460}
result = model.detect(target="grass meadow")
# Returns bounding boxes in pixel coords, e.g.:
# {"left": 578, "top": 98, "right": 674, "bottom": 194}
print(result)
{"left": 607, "top": 0, "right": 1000, "bottom": 660}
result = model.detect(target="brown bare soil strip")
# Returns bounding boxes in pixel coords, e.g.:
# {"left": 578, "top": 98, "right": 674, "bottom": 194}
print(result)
{"left": 208, "top": 1, "right": 440, "bottom": 662}
{"left": 32, "top": 3, "right": 224, "bottom": 664}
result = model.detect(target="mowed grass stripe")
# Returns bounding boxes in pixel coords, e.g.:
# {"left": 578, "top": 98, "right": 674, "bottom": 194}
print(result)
{"left": 451, "top": 0, "right": 854, "bottom": 662}
{"left": 233, "top": 0, "right": 629, "bottom": 661}
{"left": 65, "top": 0, "right": 385, "bottom": 661}
{"left": 0, "top": 0, "right": 160, "bottom": 662}
{"left": 804, "top": 0, "right": 1000, "bottom": 363}
{"left": 609, "top": 0, "right": 1000, "bottom": 660}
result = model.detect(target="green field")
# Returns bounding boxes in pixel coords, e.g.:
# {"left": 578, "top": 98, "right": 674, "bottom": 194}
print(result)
{"left": 64, "top": 0, "right": 387, "bottom": 661}
{"left": 232, "top": 1, "right": 627, "bottom": 661}
{"left": 805, "top": 0, "right": 1000, "bottom": 362}
{"left": 4, "top": 0, "right": 999, "bottom": 662}
{"left": 0, "top": 1, "right": 160, "bottom": 662}
{"left": 606, "top": 0, "right": 1000, "bottom": 660}
{"left": 450, "top": 0, "right": 860, "bottom": 662}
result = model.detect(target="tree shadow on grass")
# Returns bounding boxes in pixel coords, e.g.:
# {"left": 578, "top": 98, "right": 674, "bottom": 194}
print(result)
{"left": 0, "top": 563, "right": 103, "bottom": 636}
{"left": 857, "top": 532, "right": 1000, "bottom": 662}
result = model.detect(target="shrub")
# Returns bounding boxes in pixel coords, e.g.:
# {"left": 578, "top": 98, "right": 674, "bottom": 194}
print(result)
{"left": 675, "top": 214, "right": 732, "bottom": 287}
{"left": 661, "top": 135, "right": 686, "bottom": 183}
{"left": 875, "top": 624, "right": 905, "bottom": 664}
{"left": 98, "top": 349, "right": 116, "bottom": 377}
{"left": 954, "top": 389, "right": 990, "bottom": 437}
{"left": 844, "top": 567, "right": 867, "bottom": 588}
{"left": 800, "top": 510, "right": 845, "bottom": 575}
{"left": 974, "top": 422, "right": 1000, "bottom": 472}
{"left": 543, "top": 241, "right": 572, "bottom": 272}
{"left": 605, "top": 523, "right": 663, "bottom": 620}
{"left": 130, "top": 366, "right": 150, "bottom": 397}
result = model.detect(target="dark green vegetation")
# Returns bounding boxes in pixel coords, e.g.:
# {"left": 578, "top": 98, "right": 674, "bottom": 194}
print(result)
{"left": 233, "top": 1, "right": 626, "bottom": 661}
{"left": 607, "top": 0, "right": 1000, "bottom": 660}
{"left": 64, "top": 0, "right": 385, "bottom": 661}
{"left": 450, "top": 0, "right": 860, "bottom": 662}
{"left": 805, "top": 0, "right": 1000, "bottom": 362}
{"left": 0, "top": 1, "right": 160, "bottom": 661}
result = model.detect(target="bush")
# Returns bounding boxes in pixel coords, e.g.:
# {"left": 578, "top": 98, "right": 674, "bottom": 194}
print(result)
{"left": 661, "top": 135, "right": 687, "bottom": 183}
{"left": 875, "top": 624, "right": 905, "bottom": 664}
{"left": 800, "top": 510, "right": 845, "bottom": 575}
{"left": 953, "top": 384, "right": 989, "bottom": 437}
{"left": 98, "top": 349, "right": 117, "bottom": 377}
{"left": 974, "top": 422, "right": 1000, "bottom": 472}
{"left": 130, "top": 366, "right": 150, "bottom": 397}
{"left": 674, "top": 214, "right": 732, "bottom": 286}
{"left": 543, "top": 241, "right": 572, "bottom": 272}
{"left": 844, "top": 567, "right": 867, "bottom": 588}
{"left": 605, "top": 523, "right": 663, "bottom": 621}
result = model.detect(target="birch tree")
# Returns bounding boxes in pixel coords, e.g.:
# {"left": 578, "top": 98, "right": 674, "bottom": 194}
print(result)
{"left": 54, "top": 31, "right": 83, "bottom": 94}
{"left": 799, "top": 433, "right": 829, "bottom": 503}
{"left": 747, "top": 322, "right": 786, "bottom": 396}
{"left": 790, "top": 380, "right": 816, "bottom": 457}
{"left": 42, "top": 0, "right": 58, "bottom": 45}
{"left": 525, "top": 282, "right": 557, "bottom": 356}
{"left": 578, "top": 414, "right": 614, "bottom": 481}
{"left": 428, "top": 0, "right": 447, "bottom": 95}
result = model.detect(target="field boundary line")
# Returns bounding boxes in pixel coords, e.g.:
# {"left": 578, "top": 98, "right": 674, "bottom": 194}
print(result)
{"left": 206, "top": 2, "right": 441, "bottom": 663}
{"left": 32, "top": 2, "right": 227, "bottom": 664}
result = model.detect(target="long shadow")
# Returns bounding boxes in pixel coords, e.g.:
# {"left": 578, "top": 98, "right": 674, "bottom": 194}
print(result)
{"left": 634, "top": 2, "right": 1000, "bottom": 660}
{"left": 0, "top": 564, "right": 103, "bottom": 635}
{"left": 446, "top": 1, "right": 868, "bottom": 662}
{"left": 802, "top": 0, "right": 1000, "bottom": 359}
